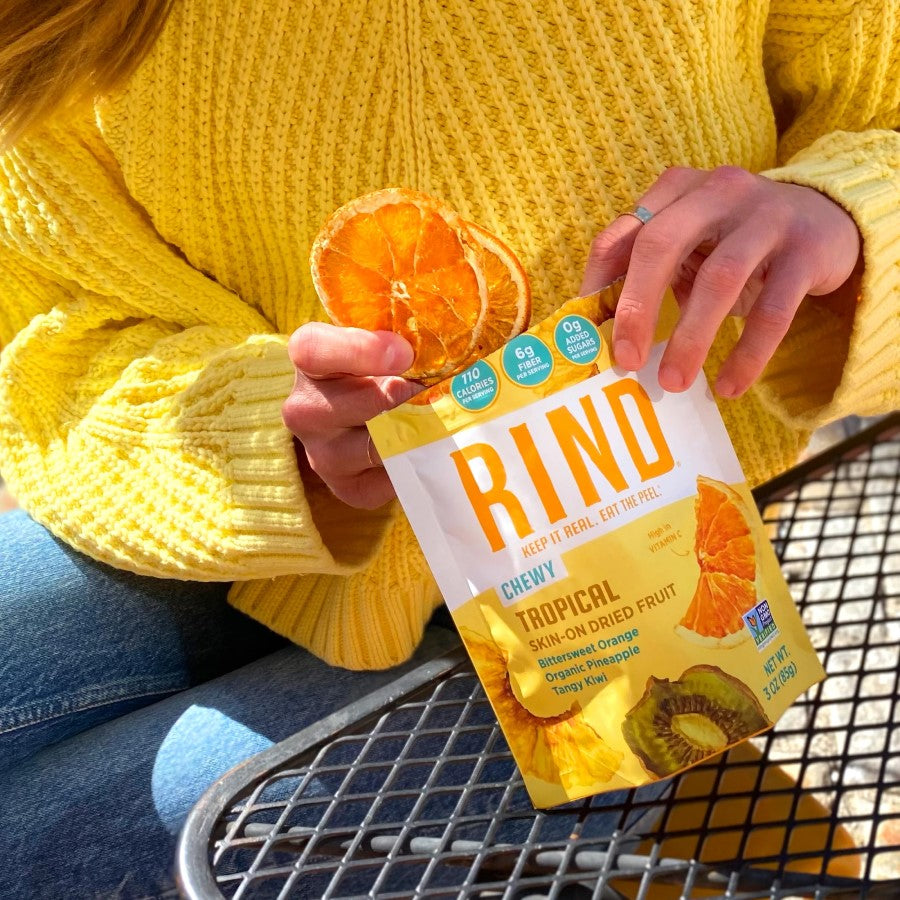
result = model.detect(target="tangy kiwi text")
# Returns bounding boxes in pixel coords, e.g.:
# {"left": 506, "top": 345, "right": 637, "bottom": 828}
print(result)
{"left": 449, "top": 379, "right": 674, "bottom": 553}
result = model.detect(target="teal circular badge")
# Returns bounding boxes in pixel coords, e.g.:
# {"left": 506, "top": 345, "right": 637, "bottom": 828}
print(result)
{"left": 501, "top": 335, "right": 554, "bottom": 387}
{"left": 450, "top": 360, "right": 499, "bottom": 411}
{"left": 554, "top": 315, "right": 602, "bottom": 365}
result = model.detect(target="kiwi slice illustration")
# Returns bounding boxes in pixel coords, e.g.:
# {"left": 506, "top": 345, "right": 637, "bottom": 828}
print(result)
{"left": 622, "top": 665, "right": 771, "bottom": 777}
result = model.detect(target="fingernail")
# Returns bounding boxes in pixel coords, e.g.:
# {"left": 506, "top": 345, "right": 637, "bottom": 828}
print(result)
{"left": 716, "top": 377, "right": 738, "bottom": 399}
{"left": 613, "top": 339, "right": 641, "bottom": 370}
{"left": 385, "top": 340, "right": 414, "bottom": 372}
{"left": 658, "top": 364, "right": 685, "bottom": 392}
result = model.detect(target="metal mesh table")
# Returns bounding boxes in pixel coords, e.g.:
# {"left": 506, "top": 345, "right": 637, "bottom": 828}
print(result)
{"left": 177, "top": 413, "right": 900, "bottom": 900}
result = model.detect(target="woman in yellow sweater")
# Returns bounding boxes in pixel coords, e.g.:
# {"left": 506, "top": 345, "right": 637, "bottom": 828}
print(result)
{"left": 0, "top": 0, "right": 897, "bottom": 895}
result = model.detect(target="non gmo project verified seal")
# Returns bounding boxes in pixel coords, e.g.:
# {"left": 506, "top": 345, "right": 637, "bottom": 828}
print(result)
{"left": 743, "top": 599, "right": 779, "bottom": 651}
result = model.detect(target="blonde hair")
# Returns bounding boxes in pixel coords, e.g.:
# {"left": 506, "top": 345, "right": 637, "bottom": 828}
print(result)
{"left": 0, "top": 0, "right": 172, "bottom": 148}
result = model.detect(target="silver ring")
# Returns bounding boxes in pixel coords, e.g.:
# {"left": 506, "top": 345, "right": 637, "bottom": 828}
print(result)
{"left": 365, "top": 434, "right": 379, "bottom": 468}
{"left": 623, "top": 204, "right": 654, "bottom": 225}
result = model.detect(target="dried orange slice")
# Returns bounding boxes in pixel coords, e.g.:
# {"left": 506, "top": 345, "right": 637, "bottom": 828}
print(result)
{"left": 310, "top": 188, "right": 490, "bottom": 381}
{"left": 310, "top": 189, "right": 531, "bottom": 382}
{"left": 675, "top": 476, "right": 757, "bottom": 647}
{"left": 407, "top": 223, "right": 532, "bottom": 404}
{"left": 460, "top": 221, "right": 531, "bottom": 363}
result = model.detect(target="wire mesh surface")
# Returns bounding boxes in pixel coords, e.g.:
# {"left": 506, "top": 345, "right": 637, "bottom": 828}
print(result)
{"left": 178, "top": 414, "right": 900, "bottom": 900}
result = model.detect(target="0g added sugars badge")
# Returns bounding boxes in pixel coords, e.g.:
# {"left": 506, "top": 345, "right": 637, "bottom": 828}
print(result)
{"left": 502, "top": 334, "right": 554, "bottom": 387}
{"left": 554, "top": 314, "right": 602, "bottom": 365}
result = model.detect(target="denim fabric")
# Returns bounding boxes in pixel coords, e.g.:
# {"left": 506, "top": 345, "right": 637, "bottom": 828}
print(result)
{"left": 0, "top": 509, "right": 462, "bottom": 899}
{"left": 0, "top": 510, "right": 286, "bottom": 768}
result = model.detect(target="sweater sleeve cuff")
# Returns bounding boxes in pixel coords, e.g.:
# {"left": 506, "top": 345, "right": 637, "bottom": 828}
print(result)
{"left": 229, "top": 510, "right": 443, "bottom": 670}
{"left": 756, "top": 130, "right": 900, "bottom": 430}
{"left": 224, "top": 345, "right": 444, "bottom": 668}
{"left": 192, "top": 336, "right": 396, "bottom": 578}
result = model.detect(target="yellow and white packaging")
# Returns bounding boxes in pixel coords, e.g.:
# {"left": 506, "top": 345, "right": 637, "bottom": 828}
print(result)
{"left": 368, "top": 286, "right": 825, "bottom": 808}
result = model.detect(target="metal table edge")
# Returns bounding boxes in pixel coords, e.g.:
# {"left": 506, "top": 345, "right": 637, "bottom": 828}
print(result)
{"left": 176, "top": 648, "right": 470, "bottom": 899}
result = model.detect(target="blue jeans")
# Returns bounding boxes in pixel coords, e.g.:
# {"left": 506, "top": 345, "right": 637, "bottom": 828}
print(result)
{"left": 0, "top": 510, "right": 462, "bottom": 899}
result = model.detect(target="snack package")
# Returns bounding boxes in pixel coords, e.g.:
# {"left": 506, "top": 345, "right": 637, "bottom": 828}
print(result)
{"left": 367, "top": 283, "right": 825, "bottom": 808}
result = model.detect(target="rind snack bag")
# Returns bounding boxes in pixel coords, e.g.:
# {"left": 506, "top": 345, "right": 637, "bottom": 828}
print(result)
{"left": 368, "top": 284, "right": 825, "bottom": 808}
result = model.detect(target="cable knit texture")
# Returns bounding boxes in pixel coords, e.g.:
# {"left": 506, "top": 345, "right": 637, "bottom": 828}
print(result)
{"left": 0, "top": 0, "right": 897, "bottom": 669}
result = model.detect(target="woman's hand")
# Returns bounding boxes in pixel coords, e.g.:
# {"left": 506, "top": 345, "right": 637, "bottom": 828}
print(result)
{"left": 581, "top": 166, "right": 861, "bottom": 398}
{"left": 282, "top": 322, "right": 420, "bottom": 509}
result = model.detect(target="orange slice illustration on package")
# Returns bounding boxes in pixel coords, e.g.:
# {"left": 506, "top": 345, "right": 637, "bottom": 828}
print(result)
{"left": 676, "top": 476, "right": 757, "bottom": 647}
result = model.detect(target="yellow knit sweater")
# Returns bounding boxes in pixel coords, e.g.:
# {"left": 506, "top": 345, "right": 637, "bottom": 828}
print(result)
{"left": 0, "top": 0, "right": 897, "bottom": 669}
